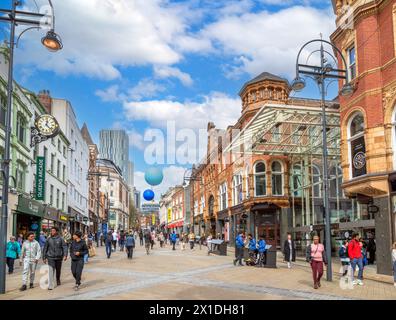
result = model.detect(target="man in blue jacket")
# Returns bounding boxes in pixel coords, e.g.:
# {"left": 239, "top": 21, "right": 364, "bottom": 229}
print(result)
{"left": 258, "top": 235, "right": 267, "bottom": 267}
{"left": 233, "top": 231, "right": 245, "bottom": 266}
{"left": 170, "top": 231, "right": 177, "bottom": 251}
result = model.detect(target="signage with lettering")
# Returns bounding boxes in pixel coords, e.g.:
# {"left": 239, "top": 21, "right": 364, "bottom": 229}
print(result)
{"left": 152, "top": 214, "right": 156, "bottom": 225}
{"left": 167, "top": 208, "right": 172, "bottom": 222}
{"left": 351, "top": 136, "right": 366, "bottom": 178}
{"left": 142, "top": 203, "right": 160, "bottom": 213}
{"left": 35, "top": 156, "right": 46, "bottom": 201}
{"left": 17, "top": 195, "right": 44, "bottom": 218}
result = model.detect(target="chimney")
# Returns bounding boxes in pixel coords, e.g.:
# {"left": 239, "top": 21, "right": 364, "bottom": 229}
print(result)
{"left": 38, "top": 90, "right": 52, "bottom": 114}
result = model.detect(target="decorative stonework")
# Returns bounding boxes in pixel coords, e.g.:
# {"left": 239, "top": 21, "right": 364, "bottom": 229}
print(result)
{"left": 383, "top": 84, "right": 396, "bottom": 109}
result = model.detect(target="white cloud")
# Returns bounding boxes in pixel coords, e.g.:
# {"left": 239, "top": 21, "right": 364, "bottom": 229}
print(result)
{"left": 128, "top": 79, "right": 167, "bottom": 100}
{"left": 134, "top": 165, "right": 186, "bottom": 202}
{"left": 154, "top": 66, "right": 194, "bottom": 87}
{"left": 200, "top": 5, "right": 335, "bottom": 78}
{"left": 128, "top": 130, "right": 145, "bottom": 151}
{"left": 123, "top": 92, "right": 241, "bottom": 131}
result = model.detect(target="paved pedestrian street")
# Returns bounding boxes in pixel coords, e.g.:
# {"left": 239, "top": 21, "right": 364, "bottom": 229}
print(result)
{"left": 1, "top": 244, "right": 395, "bottom": 300}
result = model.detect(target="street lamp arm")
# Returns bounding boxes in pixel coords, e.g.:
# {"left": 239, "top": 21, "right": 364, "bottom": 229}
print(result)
{"left": 15, "top": 26, "right": 40, "bottom": 47}
{"left": 295, "top": 39, "right": 350, "bottom": 83}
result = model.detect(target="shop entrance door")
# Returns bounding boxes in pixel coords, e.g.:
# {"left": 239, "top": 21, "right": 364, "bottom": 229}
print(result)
{"left": 257, "top": 211, "right": 280, "bottom": 248}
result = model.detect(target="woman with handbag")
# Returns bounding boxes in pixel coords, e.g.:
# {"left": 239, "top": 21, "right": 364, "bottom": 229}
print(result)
{"left": 306, "top": 235, "right": 327, "bottom": 289}
{"left": 6, "top": 236, "right": 21, "bottom": 274}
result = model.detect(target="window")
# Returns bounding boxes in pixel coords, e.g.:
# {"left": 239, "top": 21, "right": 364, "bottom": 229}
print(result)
{"left": 44, "top": 147, "right": 48, "bottom": 166}
{"left": 219, "top": 182, "right": 228, "bottom": 210}
{"left": 273, "top": 125, "right": 281, "bottom": 143}
{"left": 348, "top": 113, "right": 366, "bottom": 178}
{"left": 312, "top": 165, "right": 321, "bottom": 198}
{"left": 63, "top": 146, "right": 67, "bottom": 158}
{"left": 291, "top": 164, "right": 302, "bottom": 197}
{"left": 254, "top": 162, "right": 266, "bottom": 196}
{"left": 0, "top": 94, "right": 6, "bottom": 126}
{"left": 16, "top": 163, "right": 25, "bottom": 191}
{"left": 56, "top": 189, "right": 60, "bottom": 208}
{"left": 271, "top": 161, "right": 283, "bottom": 196}
{"left": 51, "top": 154, "right": 55, "bottom": 173}
{"left": 62, "top": 192, "right": 65, "bottom": 211}
{"left": 232, "top": 174, "right": 243, "bottom": 206}
{"left": 63, "top": 165, "right": 66, "bottom": 182}
{"left": 348, "top": 46, "right": 356, "bottom": 80}
{"left": 57, "top": 160, "right": 61, "bottom": 178}
{"left": 57, "top": 139, "right": 61, "bottom": 152}
{"left": 245, "top": 167, "right": 250, "bottom": 198}
{"left": 16, "top": 114, "right": 26, "bottom": 144}
{"left": 50, "top": 185, "right": 54, "bottom": 205}
{"left": 329, "top": 166, "right": 343, "bottom": 198}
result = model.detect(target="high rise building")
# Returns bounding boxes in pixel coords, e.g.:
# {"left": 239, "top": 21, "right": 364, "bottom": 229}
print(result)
{"left": 99, "top": 130, "right": 133, "bottom": 187}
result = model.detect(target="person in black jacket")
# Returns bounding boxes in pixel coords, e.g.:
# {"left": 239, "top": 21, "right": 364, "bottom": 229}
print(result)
{"left": 283, "top": 233, "right": 296, "bottom": 269}
{"left": 105, "top": 231, "right": 113, "bottom": 259}
{"left": 43, "top": 226, "right": 68, "bottom": 290}
{"left": 70, "top": 231, "right": 88, "bottom": 290}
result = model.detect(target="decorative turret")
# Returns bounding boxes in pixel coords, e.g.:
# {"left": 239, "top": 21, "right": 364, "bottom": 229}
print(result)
{"left": 239, "top": 72, "right": 290, "bottom": 114}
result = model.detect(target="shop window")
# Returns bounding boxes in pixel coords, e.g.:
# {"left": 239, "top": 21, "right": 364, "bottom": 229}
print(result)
{"left": 348, "top": 112, "right": 366, "bottom": 178}
{"left": 271, "top": 161, "right": 283, "bottom": 196}
{"left": 232, "top": 174, "right": 243, "bottom": 206}
{"left": 254, "top": 162, "right": 266, "bottom": 196}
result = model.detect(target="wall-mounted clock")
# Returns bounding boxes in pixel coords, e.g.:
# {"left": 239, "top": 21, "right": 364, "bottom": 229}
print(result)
{"left": 34, "top": 114, "right": 60, "bottom": 138}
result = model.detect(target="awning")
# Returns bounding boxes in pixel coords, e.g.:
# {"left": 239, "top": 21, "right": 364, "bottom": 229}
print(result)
{"left": 167, "top": 220, "right": 184, "bottom": 229}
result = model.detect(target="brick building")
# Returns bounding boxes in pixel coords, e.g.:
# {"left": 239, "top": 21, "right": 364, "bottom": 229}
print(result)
{"left": 331, "top": 0, "right": 396, "bottom": 275}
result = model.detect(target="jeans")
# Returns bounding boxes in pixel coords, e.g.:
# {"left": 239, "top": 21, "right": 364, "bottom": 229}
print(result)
{"left": 139, "top": 238, "right": 143, "bottom": 246}
{"left": 310, "top": 260, "right": 324, "bottom": 284}
{"left": 126, "top": 246, "right": 133, "bottom": 259}
{"left": 84, "top": 253, "right": 89, "bottom": 263}
{"left": 105, "top": 243, "right": 112, "bottom": 258}
{"left": 234, "top": 247, "right": 244, "bottom": 265}
{"left": 350, "top": 257, "right": 364, "bottom": 281}
{"left": 112, "top": 240, "right": 117, "bottom": 251}
{"left": 119, "top": 240, "right": 125, "bottom": 251}
{"left": 393, "top": 261, "right": 396, "bottom": 282}
{"left": 71, "top": 259, "right": 84, "bottom": 285}
{"left": 172, "top": 241, "right": 176, "bottom": 250}
{"left": 189, "top": 241, "right": 194, "bottom": 250}
{"left": 6, "top": 257, "right": 15, "bottom": 273}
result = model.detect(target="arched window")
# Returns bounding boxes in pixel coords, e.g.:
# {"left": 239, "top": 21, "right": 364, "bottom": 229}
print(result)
{"left": 254, "top": 162, "right": 266, "bottom": 196}
{"left": 232, "top": 174, "right": 243, "bottom": 206}
{"left": 219, "top": 184, "right": 227, "bottom": 210}
{"left": 291, "top": 164, "right": 302, "bottom": 197}
{"left": 271, "top": 161, "right": 283, "bottom": 195}
{"left": 348, "top": 112, "right": 366, "bottom": 178}
{"left": 312, "top": 165, "right": 321, "bottom": 198}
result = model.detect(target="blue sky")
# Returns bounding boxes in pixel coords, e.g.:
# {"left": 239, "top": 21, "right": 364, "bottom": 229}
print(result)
{"left": 2, "top": 0, "right": 337, "bottom": 200}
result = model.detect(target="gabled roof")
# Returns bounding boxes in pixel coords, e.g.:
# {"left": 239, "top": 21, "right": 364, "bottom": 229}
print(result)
{"left": 239, "top": 72, "right": 289, "bottom": 96}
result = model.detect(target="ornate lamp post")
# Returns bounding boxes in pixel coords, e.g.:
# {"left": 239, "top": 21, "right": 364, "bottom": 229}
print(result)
{"left": 291, "top": 39, "right": 354, "bottom": 282}
{"left": 0, "top": 0, "right": 62, "bottom": 294}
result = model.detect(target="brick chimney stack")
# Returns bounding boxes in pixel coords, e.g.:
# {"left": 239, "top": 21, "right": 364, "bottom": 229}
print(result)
{"left": 38, "top": 90, "right": 52, "bottom": 114}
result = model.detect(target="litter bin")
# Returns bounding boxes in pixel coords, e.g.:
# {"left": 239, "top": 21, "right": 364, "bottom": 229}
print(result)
{"left": 218, "top": 242, "right": 227, "bottom": 256}
{"left": 265, "top": 245, "right": 277, "bottom": 268}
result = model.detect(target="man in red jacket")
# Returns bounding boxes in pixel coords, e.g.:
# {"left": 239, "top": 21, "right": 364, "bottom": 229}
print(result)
{"left": 348, "top": 233, "right": 364, "bottom": 285}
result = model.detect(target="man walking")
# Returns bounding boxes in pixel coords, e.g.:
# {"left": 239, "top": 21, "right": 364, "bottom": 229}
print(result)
{"left": 69, "top": 231, "right": 88, "bottom": 291}
{"left": 283, "top": 233, "right": 296, "bottom": 269}
{"left": 170, "top": 231, "right": 177, "bottom": 251}
{"left": 6, "top": 236, "right": 21, "bottom": 274}
{"left": 139, "top": 229, "right": 144, "bottom": 246}
{"left": 233, "top": 231, "right": 245, "bottom": 266}
{"left": 119, "top": 230, "right": 126, "bottom": 252}
{"left": 38, "top": 231, "right": 47, "bottom": 252}
{"left": 43, "top": 227, "right": 68, "bottom": 290}
{"left": 19, "top": 232, "right": 41, "bottom": 291}
{"left": 105, "top": 231, "right": 113, "bottom": 259}
{"left": 144, "top": 230, "right": 152, "bottom": 255}
{"left": 348, "top": 232, "right": 364, "bottom": 286}
{"left": 188, "top": 231, "right": 196, "bottom": 250}
{"left": 125, "top": 232, "right": 136, "bottom": 259}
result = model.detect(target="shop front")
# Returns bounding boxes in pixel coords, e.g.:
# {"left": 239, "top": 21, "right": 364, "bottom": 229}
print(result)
{"left": 41, "top": 206, "right": 61, "bottom": 233}
{"left": 216, "top": 209, "right": 229, "bottom": 242}
{"left": 58, "top": 212, "right": 70, "bottom": 230}
{"left": 167, "top": 220, "right": 183, "bottom": 234}
{"left": 68, "top": 207, "right": 83, "bottom": 234}
{"left": 14, "top": 195, "right": 44, "bottom": 239}
{"left": 229, "top": 204, "right": 247, "bottom": 247}
{"left": 193, "top": 214, "right": 204, "bottom": 236}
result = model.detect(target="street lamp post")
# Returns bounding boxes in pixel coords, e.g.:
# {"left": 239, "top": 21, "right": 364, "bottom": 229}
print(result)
{"left": 0, "top": 0, "right": 62, "bottom": 294}
{"left": 291, "top": 39, "right": 354, "bottom": 282}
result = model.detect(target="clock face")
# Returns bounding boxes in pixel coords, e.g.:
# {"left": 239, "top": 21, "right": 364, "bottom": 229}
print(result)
{"left": 35, "top": 115, "right": 60, "bottom": 137}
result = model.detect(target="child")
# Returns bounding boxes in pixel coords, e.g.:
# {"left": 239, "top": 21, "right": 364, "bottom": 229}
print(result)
{"left": 339, "top": 240, "right": 350, "bottom": 277}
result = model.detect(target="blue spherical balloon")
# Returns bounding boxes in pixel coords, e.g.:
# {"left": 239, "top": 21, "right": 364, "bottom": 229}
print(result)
{"left": 143, "top": 189, "right": 155, "bottom": 201}
{"left": 144, "top": 167, "right": 164, "bottom": 186}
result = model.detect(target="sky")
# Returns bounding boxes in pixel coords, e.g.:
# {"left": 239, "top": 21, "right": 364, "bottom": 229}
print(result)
{"left": 1, "top": 0, "right": 338, "bottom": 202}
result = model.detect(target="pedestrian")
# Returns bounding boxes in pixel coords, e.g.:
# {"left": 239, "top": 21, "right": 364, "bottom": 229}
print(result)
{"left": 19, "top": 232, "right": 41, "bottom": 291}
{"left": 367, "top": 235, "right": 376, "bottom": 265}
{"left": 17, "top": 233, "right": 24, "bottom": 247}
{"left": 43, "top": 226, "right": 68, "bottom": 290}
{"left": 181, "top": 233, "right": 188, "bottom": 251}
{"left": 119, "top": 230, "right": 126, "bottom": 252}
{"left": 125, "top": 232, "right": 136, "bottom": 259}
{"left": 360, "top": 238, "right": 368, "bottom": 267}
{"left": 144, "top": 230, "right": 152, "bottom": 255}
{"left": 69, "top": 230, "right": 88, "bottom": 291}
{"left": 306, "top": 235, "right": 327, "bottom": 289}
{"left": 233, "top": 231, "right": 245, "bottom": 266}
{"left": 100, "top": 232, "right": 104, "bottom": 246}
{"left": 339, "top": 240, "right": 350, "bottom": 277}
{"left": 392, "top": 242, "right": 396, "bottom": 287}
{"left": 39, "top": 231, "right": 47, "bottom": 252}
{"left": 105, "top": 231, "right": 113, "bottom": 258}
{"left": 96, "top": 230, "right": 101, "bottom": 248}
{"left": 151, "top": 230, "right": 155, "bottom": 250}
{"left": 188, "top": 231, "right": 196, "bottom": 250}
{"left": 83, "top": 233, "right": 89, "bottom": 264}
{"left": 112, "top": 230, "right": 118, "bottom": 251}
{"left": 159, "top": 232, "right": 165, "bottom": 248}
{"left": 62, "top": 228, "right": 72, "bottom": 249}
{"left": 348, "top": 232, "right": 364, "bottom": 286}
{"left": 257, "top": 235, "right": 267, "bottom": 267}
{"left": 248, "top": 234, "right": 257, "bottom": 263}
{"left": 283, "top": 233, "right": 296, "bottom": 269}
{"left": 6, "top": 236, "right": 21, "bottom": 274}
{"left": 170, "top": 231, "right": 177, "bottom": 251}
{"left": 139, "top": 229, "right": 144, "bottom": 246}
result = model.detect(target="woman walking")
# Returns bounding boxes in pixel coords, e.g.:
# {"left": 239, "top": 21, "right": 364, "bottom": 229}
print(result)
{"left": 283, "top": 233, "right": 296, "bottom": 269}
{"left": 392, "top": 242, "right": 396, "bottom": 287}
{"left": 6, "top": 236, "right": 21, "bottom": 274}
{"left": 69, "top": 231, "right": 88, "bottom": 291}
{"left": 306, "top": 235, "right": 327, "bottom": 289}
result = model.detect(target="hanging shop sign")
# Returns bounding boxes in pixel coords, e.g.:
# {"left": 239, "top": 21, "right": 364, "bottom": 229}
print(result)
{"left": 351, "top": 136, "right": 367, "bottom": 178}
{"left": 167, "top": 208, "right": 172, "bottom": 222}
{"left": 152, "top": 214, "right": 156, "bottom": 225}
{"left": 59, "top": 214, "right": 69, "bottom": 223}
{"left": 35, "top": 156, "right": 46, "bottom": 201}
{"left": 17, "top": 195, "right": 45, "bottom": 218}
